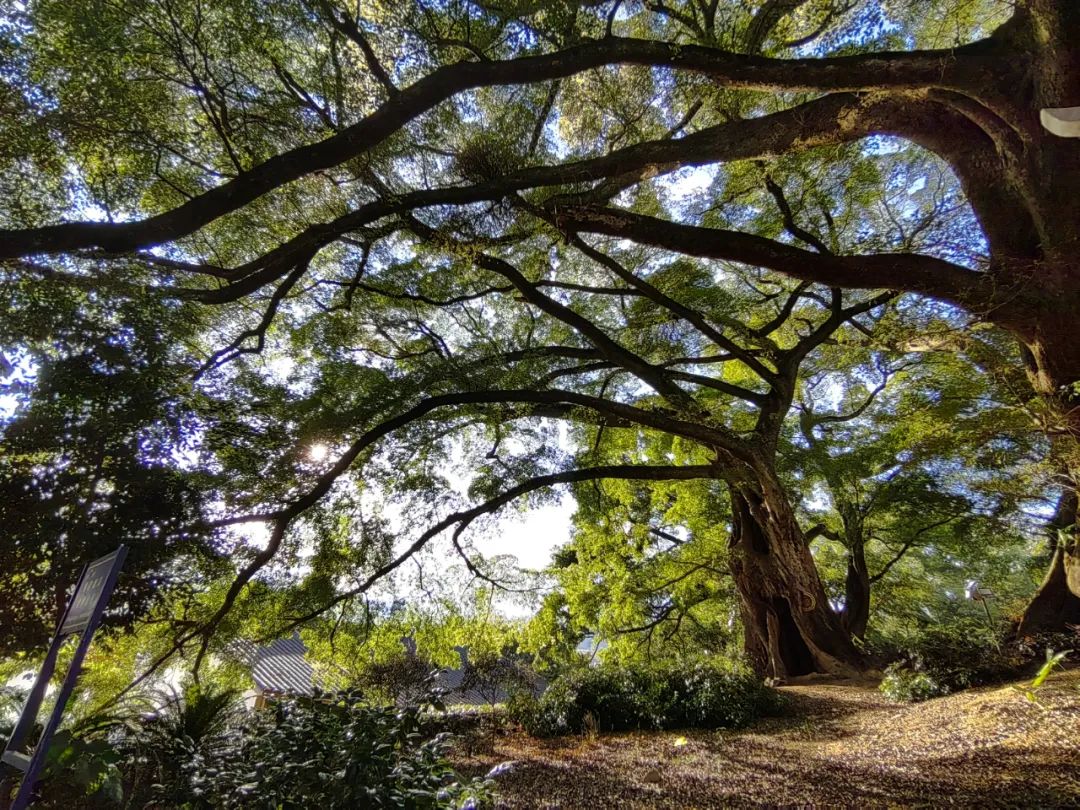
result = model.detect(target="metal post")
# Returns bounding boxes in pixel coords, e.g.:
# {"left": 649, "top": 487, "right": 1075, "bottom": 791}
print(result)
{"left": 4, "top": 546, "right": 127, "bottom": 810}
{"left": 1, "top": 570, "right": 85, "bottom": 760}
{"left": 2, "top": 563, "right": 88, "bottom": 763}
{"left": 11, "top": 623, "right": 99, "bottom": 810}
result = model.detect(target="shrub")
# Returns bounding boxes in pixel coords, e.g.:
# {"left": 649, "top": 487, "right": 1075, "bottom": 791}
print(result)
{"left": 30, "top": 729, "right": 124, "bottom": 808}
{"left": 119, "top": 680, "right": 244, "bottom": 807}
{"left": 507, "top": 659, "right": 782, "bottom": 737}
{"left": 877, "top": 619, "right": 1022, "bottom": 700}
{"left": 460, "top": 652, "right": 542, "bottom": 708}
{"left": 200, "top": 691, "right": 491, "bottom": 809}
{"left": 355, "top": 654, "right": 436, "bottom": 706}
{"left": 879, "top": 662, "right": 948, "bottom": 703}
{"left": 26, "top": 682, "right": 491, "bottom": 809}
{"left": 115, "top": 688, "right": 489, "bottom": 809}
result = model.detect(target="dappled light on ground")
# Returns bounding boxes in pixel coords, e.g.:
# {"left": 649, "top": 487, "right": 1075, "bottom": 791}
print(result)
{"left": 454, "top": 671, "right": 1080, "bottom": 808}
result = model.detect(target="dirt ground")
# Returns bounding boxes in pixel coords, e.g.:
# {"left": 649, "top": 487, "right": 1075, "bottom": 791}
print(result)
{"left": 452, "top": 669, "right": 1080, "bottom": 808}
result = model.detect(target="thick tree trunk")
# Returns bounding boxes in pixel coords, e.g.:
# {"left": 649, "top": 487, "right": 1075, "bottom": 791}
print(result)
{"left": 1017, "top": 488, "right": 1080, "bottom": 637}
{"left": 727, "top": 473, "right": 865, "bottom": 679}
{"left": 835, "top": 504, "right": 871, "bottom": 640}
{"left": 842, "top": 541, "right": 871, "bottom": 641}
{"left": 1010, "top": 311, "right": 1080, "bottom": 634}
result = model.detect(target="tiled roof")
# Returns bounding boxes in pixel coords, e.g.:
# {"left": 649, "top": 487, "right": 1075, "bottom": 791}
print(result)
{"left": 230, "top": 633, "right": 316, "bottom": 696}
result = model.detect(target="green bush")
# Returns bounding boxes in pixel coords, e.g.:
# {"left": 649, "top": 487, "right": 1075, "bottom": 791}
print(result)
{"left": 28, "top": 729, "right": 125, "bottom": 808}
{"left": 879, "top": 662, "right": 948, "bottom": 703}
{"left": 119, "top": 680, "right": 245, "bottom": 807}
{"left": 876, "top": 619, "right": 1021, "bottom": 701}
{"left": 354, "top": 654, "right": 436, "bottom": 706}
{"left": 507, "top": 660, "right": 782, "bottom": 737}
{"left": 139, "top": 690, "right": 490, "bottom": 809}
{"left": 23, "top": 683, "right": 490, "bottom": 809}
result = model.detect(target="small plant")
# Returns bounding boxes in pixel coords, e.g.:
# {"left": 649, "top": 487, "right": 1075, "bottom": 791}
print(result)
{"left": 1014, "top": 649, "right": 1071, "bottom": 707}
{"left": 581, "top": 710, "right": 599, "bottom": 740}
{"left": 879, "top": 662, "right": 947, "bottom": 703}
{"left": 119, "top": 679, "right": 244, "bottom": 807}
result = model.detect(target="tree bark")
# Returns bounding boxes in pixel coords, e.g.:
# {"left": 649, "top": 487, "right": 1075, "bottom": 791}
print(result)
{"left": 1008, "top": 303, "right": 1080, "bottom": 634}
{"left": 1017, "top": 488, "right": 1080, "bottom": 637}
{"left": 842, "top": 540, "right": 871, "bottom": 641}
{"left": 727, "top": 472, "right": 865, "bottom": 679}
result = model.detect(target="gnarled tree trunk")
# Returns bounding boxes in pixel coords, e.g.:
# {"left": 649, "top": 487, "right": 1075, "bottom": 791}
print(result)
{"left": 727, "top": 471, "right": 864, "bottom": 679}
{"left": 1017, "top": 488, "right": 1080, "bottom": 637}
{"left": 842, "top": 540, "right": 871, "bottom": 641}
{"left": 834, "top": 503, "right": 871, "bottom": 641}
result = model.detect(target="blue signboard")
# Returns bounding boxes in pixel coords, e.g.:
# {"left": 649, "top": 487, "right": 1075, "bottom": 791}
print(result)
{"left": 2, "top": 546, "right": 127, "bottom": 809}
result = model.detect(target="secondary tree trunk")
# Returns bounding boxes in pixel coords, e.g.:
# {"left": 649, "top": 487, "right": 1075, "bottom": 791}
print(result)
{"left": 727, "top": 471, "right": 865, "bottom": 679}
{"left": 1017, "top": 488, "right": 1080, "bottom": 637}
{"left": 833, "top": 503, "right": 871, "bottom": 641}
{"left": 842, "top": 540, "right": 871, "bottom": 641}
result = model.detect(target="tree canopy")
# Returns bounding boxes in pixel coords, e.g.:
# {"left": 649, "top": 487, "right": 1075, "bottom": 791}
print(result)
{"left": 1, "top": 0, "right": 1078, "bottom": 679}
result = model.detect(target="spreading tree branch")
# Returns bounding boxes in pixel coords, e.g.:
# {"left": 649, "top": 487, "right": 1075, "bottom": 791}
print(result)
{"left": 0, "top": 38, "right": 988, "bottom": 258}
{"left": 557, "top": 206, "right": 991, "bottom": 309}
{"left": 279, "top": 463, "right": 720, "bottom": 629}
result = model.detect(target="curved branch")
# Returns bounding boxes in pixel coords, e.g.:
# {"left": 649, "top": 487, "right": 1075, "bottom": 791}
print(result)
{"left": 166, "top": 91, "right": 970, "bottom": 304}
{"left": 200, "top": 258, "right": 309, "bottom": 372}
{"left": 315, "top": 0, "right": 398, "bottom": 97}
{"left": 194, "top": 384, "right": 750, "bottom": 658}
{"left": 743, "top": 0, "right": 814, "bottom": 54}
{"left": 283, "top": 462, "right": 720, "bottom": 629}
{"left": 557, "top": 206, "right": 992, "bottom": 309}
{"left": 0, "top": 38, "right": 987, "bottom": 258}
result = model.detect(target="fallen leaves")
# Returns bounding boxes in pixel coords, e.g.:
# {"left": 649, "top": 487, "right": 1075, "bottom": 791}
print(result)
{"left": 452, "top": 670, "right": 1080, "bottom": 808}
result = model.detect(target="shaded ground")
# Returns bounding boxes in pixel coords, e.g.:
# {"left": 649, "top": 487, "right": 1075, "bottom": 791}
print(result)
{"left": 452, "top": 669, "right": 1080, "bottom": 808}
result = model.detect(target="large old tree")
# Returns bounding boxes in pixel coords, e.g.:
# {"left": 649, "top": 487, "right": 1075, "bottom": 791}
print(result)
{"left": 2, "top": 0, "right": 1077, "bottom": 673}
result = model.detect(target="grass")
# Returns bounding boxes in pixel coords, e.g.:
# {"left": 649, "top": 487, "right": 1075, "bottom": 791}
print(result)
{"left": 452, "top": 669, "right": 1080, "bottom": 808}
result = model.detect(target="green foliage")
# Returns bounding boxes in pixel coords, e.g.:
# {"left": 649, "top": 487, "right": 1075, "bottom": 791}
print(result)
{"left": 459, "top": 650, "right": 542, "bottom": 708}
{"left": 507, "top": 659, "right": 782, "bottom": 737}
{"left": 879, "top": 663, "right": 948, "bottom": 703}
{"left": 1013, "top": 648, "right": 1072, "bottom": 707}
{"left": 32, "top": 729, "right": 124, "bottom": 807}
{"left": 179, "top": 692, "right": 489, "bottom": 809}
{"left": 0, "top": 0, "right": 1054, "bottom": 703}
{"left": 0, "top": 684, "right": 28, "bottom": 737}
{"left": 0, "top": 272, "right": 219, "bottom": 653}
{"left": 875, "top": 619, "right": 1021, "bottom": 701}
{"left": 20, "top": 678, "right": 487, "bottom": 809}
{"left": 118, "top": 680, "right": 245, "bottom": 807}
{"left": 354, "top": 654, "right": 437, "bottom": 706}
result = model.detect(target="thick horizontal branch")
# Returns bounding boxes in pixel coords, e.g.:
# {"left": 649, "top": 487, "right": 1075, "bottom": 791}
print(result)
{"left": 558, "top": 206, "right": 992, "bottom": 309}
{"left": 181, "top": 93, "right": 898, "bottom": 301}
{"left": 158, "top": 90, "right": 978, "bottom": 305}
{"left": 0, "top": 37, "right": 986, "bottom": 259}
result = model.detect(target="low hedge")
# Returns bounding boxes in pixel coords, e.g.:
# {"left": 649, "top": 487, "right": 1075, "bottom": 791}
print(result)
{"left": 507, "top": 660, "right": 783, "bottom": 737}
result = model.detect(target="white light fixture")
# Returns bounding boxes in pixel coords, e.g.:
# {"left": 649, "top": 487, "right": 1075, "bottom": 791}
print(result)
{"left": 1040, "top": 107, "right": 1080, "bottom": 138}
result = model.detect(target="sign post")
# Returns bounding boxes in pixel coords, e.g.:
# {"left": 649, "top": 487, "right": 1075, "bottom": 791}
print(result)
{"left": 2, "top": 546, "right": 127, "bottom": 810}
